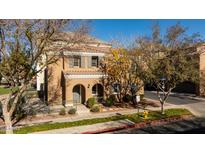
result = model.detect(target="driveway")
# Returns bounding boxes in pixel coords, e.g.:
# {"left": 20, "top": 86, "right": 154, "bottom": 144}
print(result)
{"left": 145, "top": 91, "right": 205, "bottom": 117}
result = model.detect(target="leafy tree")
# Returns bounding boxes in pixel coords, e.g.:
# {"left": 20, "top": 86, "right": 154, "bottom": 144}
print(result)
{"left": 0, "top": 50, "right": 29, "bottom": 86}
{"left": 133, "top": 23, "right": 201, "bottom": 114}
{"left": 100, "top": 48, "right": 143, "bottom": 103}
{"left": 100, "top": 48, "right": 131, "bottom": 103}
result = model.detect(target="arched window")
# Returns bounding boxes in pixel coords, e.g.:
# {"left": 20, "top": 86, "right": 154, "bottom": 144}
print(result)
{"left": 92, "top": 84, "right": 103, "bottom": 97}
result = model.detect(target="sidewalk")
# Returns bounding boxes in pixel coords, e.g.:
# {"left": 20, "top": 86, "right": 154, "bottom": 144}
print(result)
{"left": 32, "top": 119, "right": 135, "bottom": 134}
{"left": 32, "top": 112, "right": 203, "bottom": 134}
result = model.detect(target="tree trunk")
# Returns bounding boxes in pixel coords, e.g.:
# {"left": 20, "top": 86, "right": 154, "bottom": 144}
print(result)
{"left": 160, "top": 101, "right": 165, "bottom": 114}
{"left": 2, "top": 103, "right": 13, "bottom": 134}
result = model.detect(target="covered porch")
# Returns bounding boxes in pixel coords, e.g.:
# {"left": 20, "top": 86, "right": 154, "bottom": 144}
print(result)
{"left": 62, "top": 71, "right": 104, "bottom": 106}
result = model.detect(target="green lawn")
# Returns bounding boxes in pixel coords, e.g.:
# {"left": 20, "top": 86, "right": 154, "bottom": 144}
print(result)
{"left": 0, "top": 87, "right": 12, "bottom": 95}
{"left": 0, "top": 108, "right": 190, "bottom": 134}
{"left": 0, "top": 87, "right": 18, "bottom": 95}
{"left": 0, "top": 87, "right": 38, "bottom": 99}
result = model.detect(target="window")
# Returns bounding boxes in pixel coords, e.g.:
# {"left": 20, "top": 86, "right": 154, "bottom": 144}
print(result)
{"left": 92, "top": 84, "right": 104, "bottom": 98}
{"left": 113, "top": 83, "right": 120, "bottom": 94}
{"left": 91, "top": 56, "right": 98, "bottom": 67}
{"left": 73, "top": 56, "right": 81, "bottom": 67}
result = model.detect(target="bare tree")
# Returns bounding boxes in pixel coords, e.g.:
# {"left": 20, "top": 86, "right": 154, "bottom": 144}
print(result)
{"left": 0, "top": 19, "right": 88, "bottom": 133}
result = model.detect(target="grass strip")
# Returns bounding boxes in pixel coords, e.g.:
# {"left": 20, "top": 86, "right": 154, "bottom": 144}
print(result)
{"left": 0, "top": 108, "right": 192, "bottom": 134}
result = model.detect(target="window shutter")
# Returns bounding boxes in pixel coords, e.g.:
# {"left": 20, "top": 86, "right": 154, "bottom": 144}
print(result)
{"left": 81, "top": 56, "right": 85, "bottom": 68}
{"left": 69, "top": 56, "right": 74, "bottom": 68}
{"left": 88, "top": 56, "right": 92, "bottom": 68}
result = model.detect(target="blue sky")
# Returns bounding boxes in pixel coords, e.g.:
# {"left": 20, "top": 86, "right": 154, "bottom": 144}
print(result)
{"left": 90, "top": 19, "right": 205, "bottom": 45}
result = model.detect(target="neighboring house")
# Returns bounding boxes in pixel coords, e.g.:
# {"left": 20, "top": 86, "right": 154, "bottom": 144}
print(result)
{"left": 37, "top": 32, "right": 112, "bottom": 106}
{"left": 144, "top": 44, "right": 205, "bottom": 96}
{"left": 199, "top": 44, "right": 205, "bottom": 96}
{"left": 181, "top": 43, "right": 205, "bottom": 96}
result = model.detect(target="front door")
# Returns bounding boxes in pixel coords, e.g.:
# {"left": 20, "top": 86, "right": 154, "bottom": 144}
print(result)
{"left": 73, "top": 85, "right": 81, "bottom": 104}
{"left": 73, "top": 84, "right": 85, "bottom": 104}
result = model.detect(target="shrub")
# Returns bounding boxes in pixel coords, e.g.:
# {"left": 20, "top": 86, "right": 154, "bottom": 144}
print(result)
{"left": 90, "top": 105, "right": 101, "bottom": 112}
{"left": 122, "top": 94, "right": 132, "bottom": 103}
{"left": 105, "top": 97, "right": 114, "bottom": 107}
{"left": 59, "top": 108, "right": 66, "bottom": 115}
{"left": 140, "top": 94, "right": 144, "bottom": 100}
{"left": 87, "top": 97, "right": 96, "bottom": 108}
{"left": 68, "top": 108, "right": 77, "bottom": 115}
{"left": 109, "top": 94, "right": 116, "bottom": 102}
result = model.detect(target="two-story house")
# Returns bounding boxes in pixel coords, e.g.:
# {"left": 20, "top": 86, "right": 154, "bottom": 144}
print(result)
{"left": 37, "top": 32, "right": 112, "bottom": 106}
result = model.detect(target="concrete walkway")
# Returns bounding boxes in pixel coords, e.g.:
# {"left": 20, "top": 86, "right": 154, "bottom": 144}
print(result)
{"left": 32, "top": 119, "right": 135, "bottom": 134}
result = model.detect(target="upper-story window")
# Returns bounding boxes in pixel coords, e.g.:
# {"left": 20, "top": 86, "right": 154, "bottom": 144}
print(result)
{"left": 91, "top": 56, "right": 99, "bottom": 67}
{"left": 73, "top": 56, "right": 81, "bottom": 67}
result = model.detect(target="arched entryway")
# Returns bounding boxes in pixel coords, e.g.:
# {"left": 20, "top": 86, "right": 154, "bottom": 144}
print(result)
{"left": 92, "top": 84, "right": 104, "bottom": 98}
{"left": 73, "top": 84, "right": 86, "bottom": 104}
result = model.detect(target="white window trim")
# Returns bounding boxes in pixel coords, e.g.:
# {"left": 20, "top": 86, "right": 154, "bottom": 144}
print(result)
{"left": 65, "top": 74, "right": 105, "bottom": 79}
{"left": 64, "top": 51, "right": 105, "bottom": 56}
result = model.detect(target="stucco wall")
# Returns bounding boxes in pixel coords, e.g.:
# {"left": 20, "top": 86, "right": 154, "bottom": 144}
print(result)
{"left": 65, "top": 78, "right": 101, "bottom": 105}
{"left": 47, "top": 57, "right": 64, "bottom": 104}
{"left": 47, "top": 55, "right": 103, "bottom": 104}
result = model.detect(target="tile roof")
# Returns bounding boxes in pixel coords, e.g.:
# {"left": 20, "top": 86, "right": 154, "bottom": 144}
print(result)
{"left": 52, "top": 32, "right": 111, "bottom": 45}
{"left": 45, "top": 32, "right": 112, "bottom": 53}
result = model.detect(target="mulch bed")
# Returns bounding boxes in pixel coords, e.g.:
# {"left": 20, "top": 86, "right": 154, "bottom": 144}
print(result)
{"left": 100, "top": 99, "right": 160, "bottom": 113}
{"left": 81, "top": 115, "right": 193, "bottom": 134}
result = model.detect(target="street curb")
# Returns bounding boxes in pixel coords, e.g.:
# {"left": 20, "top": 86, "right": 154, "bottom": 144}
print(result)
{"left": 81, "top": 115, "right": 193, "bottom": 134}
